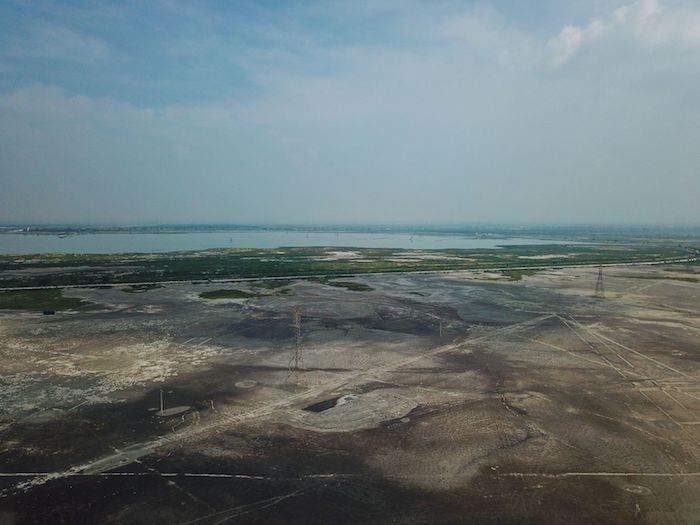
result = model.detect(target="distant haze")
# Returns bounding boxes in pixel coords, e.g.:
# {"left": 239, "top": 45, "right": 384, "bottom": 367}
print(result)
{"left": 1, "top": 0, "right": 699, "bottom": 225}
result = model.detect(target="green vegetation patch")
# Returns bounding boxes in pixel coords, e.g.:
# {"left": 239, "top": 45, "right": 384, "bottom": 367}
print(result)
{"left": 326, "top": 281, "right": 374, "bottom": 292}
{"left": 499, "top": 269, "right": 542, "bottom": 281}
{"left": 122, "top": 283, "right": 163, "bottom": 293}
{"left": 0, "top": 289, "right": 90, "bottom": 311}
{"left": 664, "top": 265, "right": 699, "bottom": 274}
{"left": 666, "top": 276, "right": 698, "bottom": 283}
{"left": 626, "top": 274, "right": 699, "bottom": 284}
{"left": 253, "top": 279, "right": 293, "bottom": 289}
{"left": 0, "top": 243, "right": 693, "bottom": 289}
{"left": 199, "top": 289, "right": 261, "bottom": 300}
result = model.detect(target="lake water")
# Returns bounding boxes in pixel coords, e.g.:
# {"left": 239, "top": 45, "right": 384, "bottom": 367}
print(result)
{"left": 0, "top": 231, "right": 573, "bottom": 255}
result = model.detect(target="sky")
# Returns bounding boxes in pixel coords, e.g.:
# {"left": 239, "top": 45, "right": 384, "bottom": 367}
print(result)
{"left": 0, "top": 0, "right": 699, "bottom": 225}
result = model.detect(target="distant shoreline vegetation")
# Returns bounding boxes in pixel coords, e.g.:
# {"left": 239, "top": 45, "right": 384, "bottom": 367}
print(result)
{"left": 1, "top": 223, "right": 699, "bottom": 238}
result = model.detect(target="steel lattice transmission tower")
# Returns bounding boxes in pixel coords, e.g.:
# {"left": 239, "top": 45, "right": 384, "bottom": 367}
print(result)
{"left": 594, "top": 265, "right": 605, "bottom": 298}
{"left": 287, "top": 306, "right": 304, "bottom": 382}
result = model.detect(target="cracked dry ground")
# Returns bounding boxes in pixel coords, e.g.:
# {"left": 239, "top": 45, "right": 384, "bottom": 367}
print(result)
{"left": 0, "top": 265, "right": 699, "bottom": 524}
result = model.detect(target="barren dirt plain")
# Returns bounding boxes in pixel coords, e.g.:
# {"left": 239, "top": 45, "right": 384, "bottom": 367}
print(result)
{"left": 0, "top": 264, "right": 699, "bottom": 524}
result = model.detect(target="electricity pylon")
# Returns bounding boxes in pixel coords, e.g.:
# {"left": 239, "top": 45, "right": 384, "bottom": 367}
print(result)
{"left": 594, "top": 266, "right": 605, "bottom": 298}
{"left": 287, "top": 306, "right": 304, "bottom": 383}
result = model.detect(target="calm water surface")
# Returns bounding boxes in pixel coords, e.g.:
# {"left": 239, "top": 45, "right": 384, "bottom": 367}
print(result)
{"left": 0, "top": 231, "right": 573, "bottom": 255}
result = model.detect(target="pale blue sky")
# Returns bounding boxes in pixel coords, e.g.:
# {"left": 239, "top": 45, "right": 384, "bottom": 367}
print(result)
{"left": 1, "top": 0, "right": 699, "bottom": 224}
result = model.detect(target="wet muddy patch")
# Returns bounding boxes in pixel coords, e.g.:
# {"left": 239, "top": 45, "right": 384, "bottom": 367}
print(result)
{"left": 303, "top": 394, "right": 358, "bottom": 413}
{"left": 303, "top": 396, "right": 341, "bottom": 413}
{"left": 285, "top": 390, "right": 417, "bottom": 433}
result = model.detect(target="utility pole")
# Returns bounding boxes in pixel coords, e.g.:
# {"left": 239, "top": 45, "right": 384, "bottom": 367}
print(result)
{"left": 160, "top": 388, "right": 164, "bottom": 413}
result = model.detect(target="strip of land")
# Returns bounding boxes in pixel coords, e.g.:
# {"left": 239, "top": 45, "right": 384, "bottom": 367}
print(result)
{"left": 1, "top": 244, "right": 697, "bottom": 290}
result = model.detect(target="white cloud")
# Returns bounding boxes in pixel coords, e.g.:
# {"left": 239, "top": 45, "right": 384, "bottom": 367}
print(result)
{"left": 1, "top": 2, "right": 699, "bottom": 224}
{"left": 620, "top": 0, "right": 700, "bottom": 46}
{"left": 547, "top": 0, "right": 700, "bottom": 66}
{"left": 548, "top": 25, "right": 586, "bottom": 66}
{"left": 438, "top": 8, "right": 540, "bottom": 69}
{"left": 1, "top": 22, "right": 108, "bottom": 63}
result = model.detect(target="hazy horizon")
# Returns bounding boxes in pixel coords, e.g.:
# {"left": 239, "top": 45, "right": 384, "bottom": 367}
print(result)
{"left": 1, "top": 0, "right": 699, "bottom": 225}
{"left": 3, "top": 221, "right": 700, "bottom": 231}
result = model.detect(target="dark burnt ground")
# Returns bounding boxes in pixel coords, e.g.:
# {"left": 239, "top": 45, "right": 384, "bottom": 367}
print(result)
{"left": 0, "top": 392, "right": 165, "bottom": 474}
{"left": 221, "top": 316, "right": 298, "bottom": 341}
{"left": 0, "top": 420, "right": 648, "bottom": 525}
{"left": 0, "top": 362, "right": 275, "bottom": 474}
{"left": 1, "top": 270, "right": 698, "bottom": 524}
